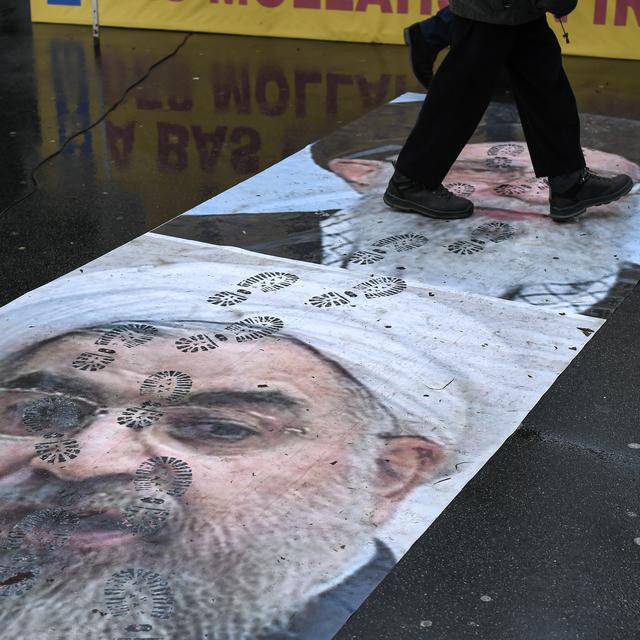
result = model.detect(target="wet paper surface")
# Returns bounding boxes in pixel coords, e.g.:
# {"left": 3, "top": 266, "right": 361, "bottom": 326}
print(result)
{"left": 0, "top": 232, "right": 601, "bottom": 639}
{"left": 1, "top": 95, "right": 638, "bottom": 638}
{"left": 159, "top": 99, "right": 640, "bottom": 319}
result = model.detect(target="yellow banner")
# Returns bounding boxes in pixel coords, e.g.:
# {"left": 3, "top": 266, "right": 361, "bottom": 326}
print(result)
{"left": 31, "top": 0, "right": 640, "bottom": 60}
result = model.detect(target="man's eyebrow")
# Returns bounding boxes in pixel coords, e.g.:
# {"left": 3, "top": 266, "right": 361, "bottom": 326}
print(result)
{"left": 187, "top": 390, "right": 302, "bottom": 410}
{"left": 1, "top": 372, "right": 106, "bottom": 403}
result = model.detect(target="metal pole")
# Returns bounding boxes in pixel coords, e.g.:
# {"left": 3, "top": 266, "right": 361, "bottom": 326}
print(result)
{"left": 92, "top": 0, "right": 100, "bottom": 50}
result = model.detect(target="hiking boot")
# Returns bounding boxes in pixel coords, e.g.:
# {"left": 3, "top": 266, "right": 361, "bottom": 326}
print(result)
{"left": 404, "top": 23, "right": 439, "bottom": 90}
{"left": 549, "top": 168, "right": 634, "bottom": 221}
{"left": 384, "top": 169, "right": 474, "bottom": 219}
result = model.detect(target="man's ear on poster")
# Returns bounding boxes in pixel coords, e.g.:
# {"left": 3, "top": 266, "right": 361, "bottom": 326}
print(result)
{"left": 370, "top": 433, "right": 444, "bottom": 526}
{"left": 328, "top": 158, "right": 391, "bottom": 191}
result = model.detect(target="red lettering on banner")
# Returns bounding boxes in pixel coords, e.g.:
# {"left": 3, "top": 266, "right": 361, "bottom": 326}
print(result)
{"left": 256, "top": 66, "right": 290, "bottom": 116}
{"left": 295, "top": 70, "right": 322, "bottom": 117}
{"left": 615, "top": 0, "right": 640, "bottom": 25}
{"left": 420, "top": 0, "right": 432, "bottom": 15}
{"left": 192, "top": 125, "right": 227, "bottom": 171}
{"left": 357, "top": 74, "right": 392, "bottom": 108}
{"left": 594, "top": 0, "right": 608, "bottom": 23}
{"left": 230, "top": 127, "right": 261, "bottom": 173}
{"left": 196, "top": 0, "right": 452, "bottom": 9}
{"left": 326, "top": 73, "right": 353, "bottom": 114}
{"left": 355, "top": 0, "right": 392, "bottom": 11}
{"left": 158, "top": 122, "right": 189, "bottom": 172}
{"left": 212, "top": 64, "right": 251, "bottom": 114}
{"left": 326, "top": 0, "right": 353, "bottom": 11}
{"left": 106, "top": 121, "right": 136, "bottom": 167}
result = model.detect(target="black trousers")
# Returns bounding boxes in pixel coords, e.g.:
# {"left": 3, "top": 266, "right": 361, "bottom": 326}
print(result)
{"left": 396, "top": 16, "right": 586, "bottom": 187}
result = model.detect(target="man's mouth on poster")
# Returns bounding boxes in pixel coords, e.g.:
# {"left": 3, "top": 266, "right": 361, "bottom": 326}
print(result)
{"left": 0, "top": 469, "right": 184, "bottom": 553}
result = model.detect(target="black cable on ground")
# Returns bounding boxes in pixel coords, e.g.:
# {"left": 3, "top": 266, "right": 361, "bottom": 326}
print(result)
{"left": 0, "top": 31, "right": 194, "bottom": 218}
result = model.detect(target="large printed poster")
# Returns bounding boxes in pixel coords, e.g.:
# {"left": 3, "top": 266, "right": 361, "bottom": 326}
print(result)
{"left": 171, "top": 98, "right": 640, "bottom": 319}
{"left": 0, "top": 236, "right": 600, "bottom": 639}
{"left": 30, "top": 0, "right": 640, "bottom": 61}
{"left": 0, "top": 97, "right": 637, "bottom": 639}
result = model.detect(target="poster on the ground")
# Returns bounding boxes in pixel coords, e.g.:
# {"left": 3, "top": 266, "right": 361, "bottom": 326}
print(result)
{"left": 169, "top": 99, "right": 640, "bottom": 320}
{"left": 2, "top": 95, "right": 639, "bottom": 638}
{"left": 0, "top": 232, "right": 600, "bottom": 638}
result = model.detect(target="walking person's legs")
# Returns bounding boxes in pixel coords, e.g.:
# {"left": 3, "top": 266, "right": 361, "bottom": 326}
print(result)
{"left": 505, "top": 17, "right": 584, "bottom": 178}
{"left": 384, "top": 17, "right": 513, "bottom": 219}
{"left": 396, "top": 18, "right": 510, "bottom": 187}
{"left": 506, "top": 18, "right": 633, "bottom": 220}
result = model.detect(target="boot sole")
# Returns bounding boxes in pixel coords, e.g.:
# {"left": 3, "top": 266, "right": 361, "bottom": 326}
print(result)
{"left": 383, "top": 192, "right": 474, "bottom": 220}
{"left": 550, "top": 177, "right": 634, "bottom": 222}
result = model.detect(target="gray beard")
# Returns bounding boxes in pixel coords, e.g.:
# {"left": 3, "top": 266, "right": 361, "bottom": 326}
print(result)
{"left": 0, "top": 464, "right": 379, "bottom": 640}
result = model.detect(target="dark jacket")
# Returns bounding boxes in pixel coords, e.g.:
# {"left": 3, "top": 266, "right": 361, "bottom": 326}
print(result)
{"left": 449, "top": 0, "right": 546, "bottom": 25}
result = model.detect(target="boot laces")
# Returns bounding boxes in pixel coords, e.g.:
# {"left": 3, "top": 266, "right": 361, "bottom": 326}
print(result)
{"left": 581, "top": 168, "right": 610, "bottom": 186}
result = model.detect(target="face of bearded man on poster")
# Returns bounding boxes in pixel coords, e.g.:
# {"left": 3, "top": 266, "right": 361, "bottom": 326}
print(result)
{"left": 322, "top": 142, "right": 640, "bottom": 317}
{"left": 0, "top": 322, "right": 440, "bottom": 639}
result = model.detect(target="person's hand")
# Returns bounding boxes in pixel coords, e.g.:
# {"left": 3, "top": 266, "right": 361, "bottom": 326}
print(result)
{"left": 536, "top": 0, "right": 578, "bottom": 17}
